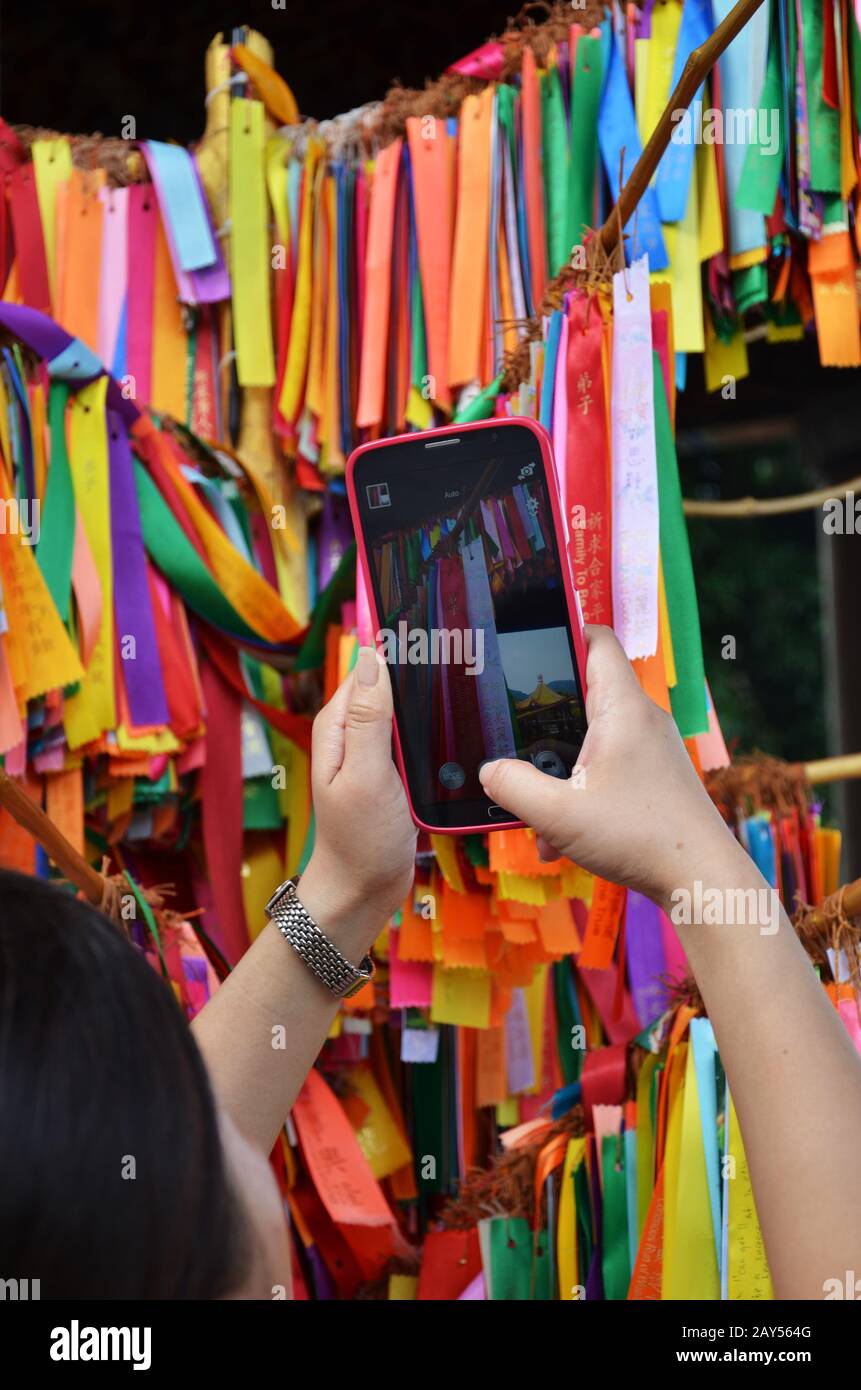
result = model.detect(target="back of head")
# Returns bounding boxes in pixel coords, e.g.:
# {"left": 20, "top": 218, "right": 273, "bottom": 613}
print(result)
{"left": 0, "top": 869, "right": 250, "bottom": 1298}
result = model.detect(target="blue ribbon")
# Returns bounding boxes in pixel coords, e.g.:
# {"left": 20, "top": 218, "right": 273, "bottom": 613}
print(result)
{"left": 711, "top": 0, "right": 769, "bottom": 255}
{"left": 551, "top": 1080, "right": 582, "bottom": 1120}
{"left": 539, "top": 309, "right": 564, "bottom": 430}
{"left": 143, "top": 141, "right": 218, "bottom": 272}
{"left": 598, "top": 35, "right": 669, "bottom": 270}
{"left": 655, "top": 0, "right": 715, "bottom": 223}
{"left": 745, "top": 814, "right": 778, "bottom": 886}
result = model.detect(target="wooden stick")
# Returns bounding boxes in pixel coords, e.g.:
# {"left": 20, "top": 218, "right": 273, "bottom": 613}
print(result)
{"left": 597, "top": 0, "right": 768, "bottom": 254}
{"left": 804, "top": 753, "right": 861, "bottom": 785}
{"left": 0, "top": 769, "right": 104, "bottom": 906}
{"left": 716, "top": 752, "right": 861, "bottom": 787}
{"left": 683, "top": 473, "right": 861, "bottom": 518}
{"left": 806, "top": 873, "right": 861, "bottom": 928}
{"left": 837, "top": 878, "right": 861, "bottom": 919}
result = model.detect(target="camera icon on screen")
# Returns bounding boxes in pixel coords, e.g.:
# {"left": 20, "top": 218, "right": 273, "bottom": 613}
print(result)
{"left": 366, "top": 482, "right": 391, "bottom": 509}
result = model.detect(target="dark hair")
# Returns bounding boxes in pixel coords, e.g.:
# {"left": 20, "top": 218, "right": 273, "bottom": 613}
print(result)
{"left": 0, "top": 869, "right": 250, "bottom": 1298}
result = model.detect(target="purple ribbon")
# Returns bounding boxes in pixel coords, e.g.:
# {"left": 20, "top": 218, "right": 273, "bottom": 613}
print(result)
{"left": 638, "top": 0, "right": 657, "bottom": 38}
{"left": 305, "top": 1243, "right": 337, "bottom": 1300}
{"left": 318, "top": 490, "right": 355, "bottom": 590}
{"left": 0, "top": 303, "right": 140, "bottom": 426}
{"left": 625, "top": 891, "right": 669, "bottom": 1029}
{"left": 140, "top": 144, "right": 229, "bottom": 304}
{"left": 108, "top": 411, "right": 170, "bottom": 727}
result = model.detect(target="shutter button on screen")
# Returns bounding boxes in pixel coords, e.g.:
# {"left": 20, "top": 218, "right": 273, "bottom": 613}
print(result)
{"left": 438, "top": 762, "right": 466, "bottom": 790}
{"left": 532, "top": 749, "right": 567, "bottom": 778}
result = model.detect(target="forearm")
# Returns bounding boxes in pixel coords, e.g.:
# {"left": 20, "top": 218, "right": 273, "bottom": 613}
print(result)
{"left": 192, "top": 859, "right": 385, "bottom": 1155}
{"left": 665, "top": 838, "right": 861, "bottom": 1299}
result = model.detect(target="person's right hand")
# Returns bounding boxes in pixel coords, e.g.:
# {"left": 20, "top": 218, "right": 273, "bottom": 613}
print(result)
{"left": 478, "top": 625, "right": 741, "bottom": 908}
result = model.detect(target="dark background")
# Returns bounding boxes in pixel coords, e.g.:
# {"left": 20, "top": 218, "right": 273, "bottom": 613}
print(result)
{"left": 0, "top": 0, "right": 510, "bottom": 139}
{"left": 3, "top": 0, "right": 860, "bottom": 860}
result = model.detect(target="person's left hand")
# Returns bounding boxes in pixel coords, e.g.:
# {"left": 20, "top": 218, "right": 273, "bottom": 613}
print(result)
{"left": 299, "top": 649, "right": 417, "bottom": 954}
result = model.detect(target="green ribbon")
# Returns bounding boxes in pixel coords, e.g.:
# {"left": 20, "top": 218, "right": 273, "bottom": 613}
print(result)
{"left": 574, "top": 1158, "right": 594, "bottom": 1279}
{"left": 488, "top": 1217, "right": 552, "bottom": 1299}
{"left": 823, "top": 192, "right": 846, "bottom": 225}
{"left": 542, "top": 64, "right": 569, "bottom": 274}
{"left": 243, "top": 775, "right": 283, "bottom": 829}
{"left": 36, "top": 383, "right": 76, "bottom": 622}
{"left": 736, "top": 0, "right": 784, "bottom": 214}
{"left": 800, "top": 0, "right": 841, "bottom": 193}
{"left": 732, "top": 261, "right": 769, "bottom": 314}
{"left": 653, "top": 352, "right": 708, "bottom": 737}
{"left": 133, "top": 768, "right": 172, "bottom": 804}
{"left": 134, "top": 458, "right": 262, "bottom": 641}
{"left": 185, "top": 321, "right": 197, "bottom": 430}
{"left": 230, "top": 488, "right": 257, "bottom": 558}
{"left": 298, "top": 807, "right": 316, "bottom": 873}
{"left": 453, "top": 373, "right": 504, "bottom": 423}
{"left": 636, "top": 1060, "right": 658, "bottom": 1237}
{"left": 411, "top": 1027, "right": 450, "bottom": 1196}
{"left": 567, "top": 37, "right": 604, "bottom": 255}
{"left": 293, "top": 540, "right": 357, "bottom": 670}
{"left": 463, "top": 833, "right": 489, "bottom": 869}
{"left": 411, "top": 249, "right": 428, "bottom": 395}
{"left": 496, "top": 84, "right": 518, "bottom": 181}
{"left": 768, "top": 294, "right": 801, "bottom": 329}
{"left": 554, "top": 959, "right": 582, "bottom": 1086}
{"left": 125, "top": 870, "right": 168, "bottom": 980}
{"left": 601, "top": 1133, "right": 631, "bottom": 1299}
{"left": 850, "top": 7, "right": 861, "bottom": 134}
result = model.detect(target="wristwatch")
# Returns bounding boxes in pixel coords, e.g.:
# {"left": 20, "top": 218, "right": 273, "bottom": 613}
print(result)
{"left": 264, "top": 877, "right": 376, "bottom": 999}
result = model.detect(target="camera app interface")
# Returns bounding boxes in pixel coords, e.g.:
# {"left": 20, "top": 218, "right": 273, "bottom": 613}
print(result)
{"left": 359, "top": 438, "right": 586, "bottom": 825}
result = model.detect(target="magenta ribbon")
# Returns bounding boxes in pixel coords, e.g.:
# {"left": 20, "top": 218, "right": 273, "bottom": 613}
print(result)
{"left": 446, "top": 40, "right": 505, "bottom": 81}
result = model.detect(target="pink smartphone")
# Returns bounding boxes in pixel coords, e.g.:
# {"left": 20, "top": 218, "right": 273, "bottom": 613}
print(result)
{"left": 346, "top": 418, "right": 589, "bottom": 835}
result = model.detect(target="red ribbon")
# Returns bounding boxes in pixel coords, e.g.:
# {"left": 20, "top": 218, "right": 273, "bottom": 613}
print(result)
{"left": 580, "top": 1043, "right": 627, "bottom": 1129}
{"left": 7, "top": 165, "right": 51, "bottom": 312}
{"left": 565, "top": 295, "right": 612, "bottom": 626}
{"left": 201, "top": 630, "right": 313, "bottom": 754}
{"left": 200, "top": 656, "right": 248, "bottom": 966}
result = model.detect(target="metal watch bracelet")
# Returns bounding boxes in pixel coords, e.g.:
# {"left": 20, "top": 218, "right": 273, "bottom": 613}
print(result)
{"left": 264, "top": 877, "right": 375, "bottom": 1000}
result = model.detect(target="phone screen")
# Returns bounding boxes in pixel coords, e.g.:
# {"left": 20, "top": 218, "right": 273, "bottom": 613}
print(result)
{"left": 352, "top": 424, "right": 587, "bottom": 829}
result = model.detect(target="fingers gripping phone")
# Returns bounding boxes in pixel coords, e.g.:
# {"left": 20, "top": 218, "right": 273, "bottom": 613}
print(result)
{"left": 346, "top": 418, "right": 589, "bottom": 834}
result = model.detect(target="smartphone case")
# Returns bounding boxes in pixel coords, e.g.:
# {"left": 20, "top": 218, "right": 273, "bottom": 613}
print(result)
{"left": 346, "top": 416, "right": 589, "bottom": 835}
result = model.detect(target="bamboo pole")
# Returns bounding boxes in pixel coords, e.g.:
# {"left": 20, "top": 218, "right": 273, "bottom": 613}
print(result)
{"left": 683, "top": 475, "right": 861, "bottom": 518}
{"left": 804, "top": 753, "right": 861, "bottom": 785}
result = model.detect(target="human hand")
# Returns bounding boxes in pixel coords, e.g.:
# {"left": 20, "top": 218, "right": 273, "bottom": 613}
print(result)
{"left": 479, "top": 625, "right": 742, "bottom": 909}
{"left": 300, "top": 649, "right": 417, "bottom": 955}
